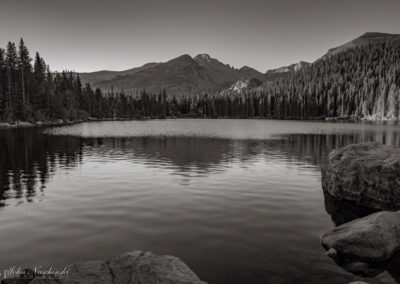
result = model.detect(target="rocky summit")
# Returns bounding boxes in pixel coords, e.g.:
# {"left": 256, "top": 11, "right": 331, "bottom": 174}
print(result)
{"left": 321, "top": 142, "right": 400, "bottom": 210}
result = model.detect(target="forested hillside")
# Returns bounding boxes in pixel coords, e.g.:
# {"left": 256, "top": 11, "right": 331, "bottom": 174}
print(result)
{"left": 248, "top": 38, "right": 400, "bottom": 120}
{"left": 196, "top": 37, "right": 400, "bottom": 120}
{"left": 0, "top": 36, "right": 399, "bottom": 122}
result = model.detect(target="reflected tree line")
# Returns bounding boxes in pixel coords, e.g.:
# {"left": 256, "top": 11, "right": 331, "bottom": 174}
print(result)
{"left": 0, "top": 128, "right": 83, "bottom": 207}
{"left": 283, "top": 130, "right": 400, "bottom": 166}
{"left": 2, "top": 128, "right": 400, "bottom": 281}
{"left": 1, "top": 128, "right": 400, "bottom": 210}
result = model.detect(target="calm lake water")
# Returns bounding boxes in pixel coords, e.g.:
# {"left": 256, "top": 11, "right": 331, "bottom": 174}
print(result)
{"left": 0, "top": 119, "right": 399, "bottom": 283}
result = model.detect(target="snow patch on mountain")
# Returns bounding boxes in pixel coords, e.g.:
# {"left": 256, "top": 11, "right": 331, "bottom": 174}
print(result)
{"left": 219, "top": 77, "right": 263, "bottom": 96}
{"left": 230, "top": 80, "right": 249, "bottom": 93}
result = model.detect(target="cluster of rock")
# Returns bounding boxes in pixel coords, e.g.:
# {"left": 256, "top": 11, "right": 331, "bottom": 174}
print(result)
{"left": 0, "top": 120, "right": 68, "bottom": 128}
{"left": 321, "top": 142, "right": 400, "bottom": 279}
{"left": 0, "top": 117, "right": 156, "bottom": 129}
{"left": 321, "top": 142, "right": 400, "bottom": 210}
{"left": 2, "top": 251, "right": 206, "bottom": 284}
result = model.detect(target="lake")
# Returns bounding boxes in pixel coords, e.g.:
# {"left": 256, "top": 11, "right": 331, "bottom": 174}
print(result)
{"left": 0, "top": 119, "right": 399, "bottom": 283}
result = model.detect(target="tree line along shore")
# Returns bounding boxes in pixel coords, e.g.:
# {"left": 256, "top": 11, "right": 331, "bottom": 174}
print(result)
{"left": 1, "top": 38, "right": 399, "bottom": 124}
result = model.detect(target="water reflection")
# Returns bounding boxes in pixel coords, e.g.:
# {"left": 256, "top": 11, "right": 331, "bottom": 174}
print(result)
{"left": 1, "top": 121, "right": 400, "bottom": 283}
{"left": 0, "top": 128, "right": 83, "bottom": 208}
{"left": 1, "top": 126, "right": 400, "bottom": 210}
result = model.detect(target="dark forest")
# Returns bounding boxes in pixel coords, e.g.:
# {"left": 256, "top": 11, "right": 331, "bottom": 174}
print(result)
{"left": 0, "top": 38, "right": 399, "bottom": 122}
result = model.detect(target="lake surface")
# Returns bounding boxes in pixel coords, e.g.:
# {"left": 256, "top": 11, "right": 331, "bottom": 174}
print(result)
{"left": 0, "top": 119, "right": 399, "bottom": 283}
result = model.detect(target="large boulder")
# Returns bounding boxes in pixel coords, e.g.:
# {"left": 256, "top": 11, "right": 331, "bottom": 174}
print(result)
{"left": 321, "top": 211, "right": 400, "bottom": 262}
{"left": 2, "top": 251, "right": 206, "bottom": 284}
{"left": 321, "top": 142, "right": 400, "bottom": 210}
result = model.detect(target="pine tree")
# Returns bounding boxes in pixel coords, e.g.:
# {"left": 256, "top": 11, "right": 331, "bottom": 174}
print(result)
{"left": 74, "top": 74, "right": 83, "bottom": 109}
{"left": 5, "top": 42, "right": 18, "bottom": 120}
{"left": 32, "top": 52, "right": 46, "bottom": 115}
{"left": 17, "top": 39, "right": 32, "bottom": 117}
{"left": 0, "top": 48, "right": 6, "bottom": 120}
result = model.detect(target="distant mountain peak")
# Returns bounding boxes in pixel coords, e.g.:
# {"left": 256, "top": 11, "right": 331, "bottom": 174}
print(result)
{"left": 194, "top": 54, "right": 212, "bottom": 62}
{"left": 169, "top": 54, "right": 193, "bottom": 62}
{"left": 360, "top": 32, "right": 398, "bottom": 38}
{"left": 321, "top": 32, "right": 400, "bottom": 59}
{"left": 239, "top": 66, "right": 256, "bottom": 72}
{"left": 194, "top": 54, "right": 223, "bottom": 67}
{"left": 164, "top": 54, "right": 198, "bottom": 68}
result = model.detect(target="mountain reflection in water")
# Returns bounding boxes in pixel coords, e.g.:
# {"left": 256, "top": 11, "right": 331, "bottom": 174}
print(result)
{"left": 1, "top": 127, "right": 400, "bottom": 207}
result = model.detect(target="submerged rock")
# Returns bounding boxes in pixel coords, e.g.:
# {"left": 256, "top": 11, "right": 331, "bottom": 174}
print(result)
{"left": 321, "top": 211, "right": 400, "bottom": 262}
{"left": 2, "top": 251, "right": 206, "bottom": 284}
{"left": 321, "top": 142, "right": 400, "bottom": 210}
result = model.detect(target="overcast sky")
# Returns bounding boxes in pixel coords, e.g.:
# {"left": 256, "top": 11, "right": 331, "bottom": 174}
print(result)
{"left": 1, "top": 0, "right": 399, "bottom": 73}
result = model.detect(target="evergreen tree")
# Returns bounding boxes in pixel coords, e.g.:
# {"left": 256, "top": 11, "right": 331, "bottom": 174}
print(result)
{"left": 5, "top": 42, "right": 18, "bottom": 120}
{"left": 17, "top": 38, "right": 32, "bottom": 118}
{"left": 0, "top": 48, "right": 6, "bottom": 120}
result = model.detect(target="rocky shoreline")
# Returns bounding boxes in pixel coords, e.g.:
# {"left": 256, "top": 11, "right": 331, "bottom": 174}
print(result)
{"left": 0, "top": 118, "right": 143, "bottom": 129}
{"left": 321, "top": 142, "right": 400, "bottom": 281}
{"left": 0, "top": 120, "right": 74, "bottom": 128}
{"left": 2, "top": 251, "right": 206, "bottom": 284}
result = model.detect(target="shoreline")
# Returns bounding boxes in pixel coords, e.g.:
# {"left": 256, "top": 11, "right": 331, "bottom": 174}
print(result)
{"left": 0, "top": 117, "right": 143, "bottom": 129}
{"left": 0, "top": 116, "right": 398, "bottom": 130}
{"left": 2, "top": 250, "right": 207, "bottom": 284}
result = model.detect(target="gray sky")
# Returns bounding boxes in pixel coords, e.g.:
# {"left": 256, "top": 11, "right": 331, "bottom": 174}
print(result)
{"left": 1, "top": 0, "right": 399, "bottom": 72}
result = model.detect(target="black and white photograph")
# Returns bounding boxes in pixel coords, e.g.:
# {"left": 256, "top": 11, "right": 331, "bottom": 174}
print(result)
{"left": 0, "top": 0, "right": 400, "bottom": 283}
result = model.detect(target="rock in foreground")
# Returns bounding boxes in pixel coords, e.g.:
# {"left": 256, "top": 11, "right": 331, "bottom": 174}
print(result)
{"left": 321, "top": 211, "right": 400, "bottom": 262}
{"left": 321, "top": 142, "right": 400, "bottom": 210}
{"left": 2, "top": 251, "right": 206, "bottom": 284}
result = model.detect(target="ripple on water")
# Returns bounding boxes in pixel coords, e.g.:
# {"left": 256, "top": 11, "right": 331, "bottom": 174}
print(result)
{"left": 1, "top": 119, "right": 399, "bottom": 283}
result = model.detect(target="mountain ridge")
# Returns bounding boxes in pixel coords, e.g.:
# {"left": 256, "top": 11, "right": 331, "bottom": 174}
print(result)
{"left": 80, "top": 53, "right": 265, "bottom": 95}
{"left": 320, "top": 32, "right": 400, "bottom": 59}
{"left": 79, "top": 32, "right": 400, "bottom": 96}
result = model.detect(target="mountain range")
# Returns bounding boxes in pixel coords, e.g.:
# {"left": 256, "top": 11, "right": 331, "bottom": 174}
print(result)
{"left": 79, "top": 53, "right": 265, "bottom": 95}
{"left": 79, "top": 32, "right": 400, "bottom": 96}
